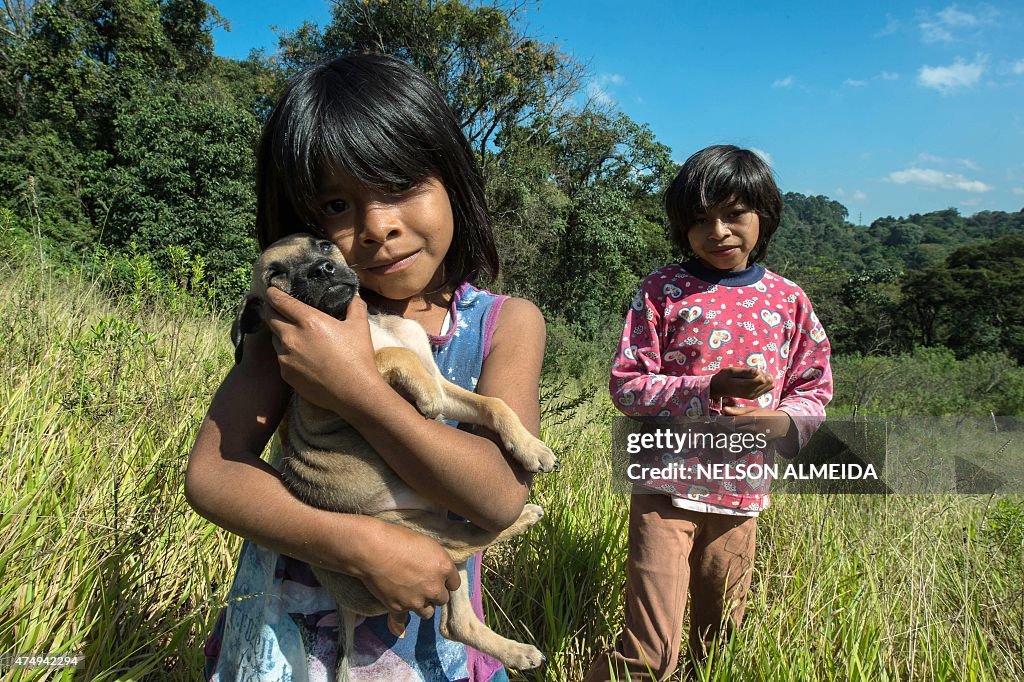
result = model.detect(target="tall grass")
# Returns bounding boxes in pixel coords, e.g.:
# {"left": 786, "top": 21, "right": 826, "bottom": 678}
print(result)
{"left": 1, "top": 262, "right": 239, "bottom": 679}
{"left": 490, "top": 396, "right": 1024, "bottom": 681}
{"left": 2, "top": 262, "right": 1022, "bottom": 680}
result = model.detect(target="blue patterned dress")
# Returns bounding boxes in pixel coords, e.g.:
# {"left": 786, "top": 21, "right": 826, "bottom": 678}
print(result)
{"left": 204, "top": 283, "right": 510, "bottom": 682}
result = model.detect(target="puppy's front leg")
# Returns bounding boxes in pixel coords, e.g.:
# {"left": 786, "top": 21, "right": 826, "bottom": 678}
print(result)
{"left": 374, "top": 346, "right": 557, "bottom": 473}
{"left": 374, "top": 347, "right": 446, "bottom": 419}
{"left": 432, "top": 382, "right": 558, "bottom": 473}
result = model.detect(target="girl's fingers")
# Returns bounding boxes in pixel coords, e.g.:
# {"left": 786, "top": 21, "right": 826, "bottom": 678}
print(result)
{"left": 263, "top": 305, "right": 291, "bottom": 332}
{"left": 444, "top": 567, "right": 461, "bottom": 592}
{"left": 270, "top": 334, "right": 284, "bottom": 356}
{"left": 347, "top": 293, "right": 368, "bottom": 321}
{"left": 387, "top": 612, "right": 409, "bottom": 638}
{"left": 265, "top": 286, "right": 303, "bottom": 320}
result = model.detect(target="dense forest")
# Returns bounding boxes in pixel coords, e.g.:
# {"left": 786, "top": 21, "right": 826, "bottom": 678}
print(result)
{"left": 2, "top": 0, "right": 1022, "bottom": 365}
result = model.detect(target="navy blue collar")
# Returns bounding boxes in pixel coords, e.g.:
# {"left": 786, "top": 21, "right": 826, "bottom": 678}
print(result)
{"left": 681, "top": 258, "right": 765, "bottom": 286}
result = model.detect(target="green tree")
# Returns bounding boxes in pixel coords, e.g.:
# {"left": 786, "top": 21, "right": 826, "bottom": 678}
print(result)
{"left": 278, "top": 0, "right": 583, "bottom": 170}
{"left": 101, "top": 80, "right": 259, "bottom": 295}
{"left": 901, "top": 236, "right": 1024, "bottom": 361}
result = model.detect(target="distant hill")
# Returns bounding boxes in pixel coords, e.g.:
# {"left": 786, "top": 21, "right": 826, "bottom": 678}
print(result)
{"left": 768, "top": 193, "right": 1024, "bottom": 273}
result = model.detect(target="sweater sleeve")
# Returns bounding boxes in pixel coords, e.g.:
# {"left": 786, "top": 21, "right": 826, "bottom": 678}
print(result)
{"left": 776, "top": 289, "right": 833, "bottom": 454}
{"left": 609, "top": 275, "right": 713, "bottom": 417}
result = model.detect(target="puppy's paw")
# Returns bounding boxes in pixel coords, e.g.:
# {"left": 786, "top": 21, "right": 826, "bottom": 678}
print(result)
{"left": 519, "top": 503, "right": 544, "bottom": 527}
{"left": 499, "top": 643, "right": 545, "bottom": 671}
{"left": 510, "top": 436, "right": 559, "bottom": 473}
{"left": 414, "top": 396, "right": 444, "bottom": 421}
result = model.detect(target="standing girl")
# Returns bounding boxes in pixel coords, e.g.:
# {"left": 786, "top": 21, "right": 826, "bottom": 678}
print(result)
{"left": 186, "top": 53, "right": 545, "bottom": 682}
{"left": 585, "top": 145, "right": 833, "bottom": 681}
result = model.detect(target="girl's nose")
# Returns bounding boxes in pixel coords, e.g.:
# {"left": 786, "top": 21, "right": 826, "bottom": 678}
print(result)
{"left": 359, "top": 203, "right": 402, "bottom": 245}
{"left": 709, "top": 218, "right": 730, "bottom": 238}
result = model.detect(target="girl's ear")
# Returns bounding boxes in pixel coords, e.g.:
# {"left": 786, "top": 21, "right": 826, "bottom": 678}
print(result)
{"left": 231, "top": 296, "right": 265, "bottom": 364}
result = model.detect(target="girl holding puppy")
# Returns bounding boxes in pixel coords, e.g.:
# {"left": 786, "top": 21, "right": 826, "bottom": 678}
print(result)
{"left": 186, "top": 54, "right": 544, "bottom": 681}
{"left": 585, "top": 145, "right": 833, "bottom": 681}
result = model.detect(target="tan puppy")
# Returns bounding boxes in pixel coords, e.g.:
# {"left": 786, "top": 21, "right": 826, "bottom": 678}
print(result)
{"left": 233, "top": 233, "right": 557, "bottom": 680}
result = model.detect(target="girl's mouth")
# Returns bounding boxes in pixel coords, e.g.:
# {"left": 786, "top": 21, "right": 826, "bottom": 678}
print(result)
{"left": 367, "top": 250, "right": 420, "bottom": 275}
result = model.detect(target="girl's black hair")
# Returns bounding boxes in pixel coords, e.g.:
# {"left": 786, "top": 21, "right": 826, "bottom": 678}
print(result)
{"left": 664, "top": 145, "right": 783, "bottom": 263}
{"left": 255, "top": 53, "right": 498, "bottom": 289}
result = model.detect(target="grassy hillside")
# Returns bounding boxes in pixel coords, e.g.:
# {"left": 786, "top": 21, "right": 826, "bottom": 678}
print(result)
{"left": 1, "top": 263, "right": 1022, "bottom": 681}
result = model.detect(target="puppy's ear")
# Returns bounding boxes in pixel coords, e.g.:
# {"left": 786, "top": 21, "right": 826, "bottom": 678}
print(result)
{"left": 231, "top": 296, "right": 264, "bottom": 364}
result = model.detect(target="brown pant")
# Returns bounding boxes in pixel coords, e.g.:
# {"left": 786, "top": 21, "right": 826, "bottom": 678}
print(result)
{"left": 584, "top": 492, "right": 757, "bottom": 681}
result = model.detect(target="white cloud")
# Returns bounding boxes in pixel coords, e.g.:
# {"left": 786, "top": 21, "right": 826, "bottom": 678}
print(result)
{"left": 960, "top": 198, "right": 983, "bottom": 207}
{"left": 1012, "top": 187, "right": 1024, "bottom": 195}
{"left": 874, "top": 15, "right": 900, "bottom": 38}
{"left": 586, "top": 84, "right": 614, "bottom": 106}
{"left": 916, "top": 152, "right": 946, "bottom": 164}
{"left": 919, "top": 5, "right": 985, "bottom": 43}
{"left": 750, "top": 147, "right": 773, "bottom": 165}
{"left": 937, "top": 6, "right": 979, "bottom": 26}
{"left": 920, "top": 23, "right": 954, "bottom": 43}
{"left": 772, "top": 76, "right": 794, "bottom": 88}
{"left": 888, "top": 167, "right": 992, "bottom": 192}
{"left": 917, "top": 4, "right": 995, "bottom": 42}
{"left": 837, "top": 188, "right": 867, "bottom": 201}
{"left": 843, "top": 78, "right": 867, "bottom": 87}
{"left": 1013, "top": 60, "right": 1024, "bottom": 75}
{"left": 918, "top": 54, "right": 987, "bottom": 94}
{"left": 586, "top": 73, "right": 625, "bottom": 106}
{"left": 879, "top": 71, "right": 900, "bottom": 80}
{"left": 915, "top": 153, "right": 980, "bottom": 171}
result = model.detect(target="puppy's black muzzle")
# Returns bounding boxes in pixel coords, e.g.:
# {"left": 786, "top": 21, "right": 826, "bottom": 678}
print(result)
{"left": 292, "top": 258, "right": 359, "bottom": 319}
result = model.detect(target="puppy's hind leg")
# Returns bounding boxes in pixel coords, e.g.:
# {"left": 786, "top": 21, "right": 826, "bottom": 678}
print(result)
{"left": 440, "top": 564, "right": 545, "bottom": 671}
{"left": 379, "top": 504, "right": 545, "bottom": 564}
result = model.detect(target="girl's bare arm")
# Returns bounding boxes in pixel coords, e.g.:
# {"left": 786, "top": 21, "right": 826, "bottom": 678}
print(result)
{"left": 350, "top": 297, "right": 545, "bottom": 532}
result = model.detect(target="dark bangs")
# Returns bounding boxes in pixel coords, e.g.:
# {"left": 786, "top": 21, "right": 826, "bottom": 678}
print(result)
{"left": 255, "top": 53, "right": 497, "bottom": 288}
{"left": 665, "top": 145, "right": 783, "bottom": 262}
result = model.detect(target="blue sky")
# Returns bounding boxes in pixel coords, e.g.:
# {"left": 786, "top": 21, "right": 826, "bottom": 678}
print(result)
{"left": 211, "top": 1, "right": 1024, "bottom": 225}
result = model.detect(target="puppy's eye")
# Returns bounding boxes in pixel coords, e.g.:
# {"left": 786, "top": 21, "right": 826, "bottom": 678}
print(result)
{"left": 318, "top": 240, "right": 333, "bottom": 254}
{"left": 267, "top": 269, "right": 284, "bottom": 280}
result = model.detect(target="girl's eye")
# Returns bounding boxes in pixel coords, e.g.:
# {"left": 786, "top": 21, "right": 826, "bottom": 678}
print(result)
{"left": 321, "top": 199, "right": 348, "bottom": 216}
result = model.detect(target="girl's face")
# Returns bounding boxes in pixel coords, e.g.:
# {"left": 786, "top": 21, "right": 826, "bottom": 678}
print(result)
{"left": 686, "top": 199, "right": 761, "bottom": 272}
{"left": 315, "top": 171, "right": 455, "bottom": 303}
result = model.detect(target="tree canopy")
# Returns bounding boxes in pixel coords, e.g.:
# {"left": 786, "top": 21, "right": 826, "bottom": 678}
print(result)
{"left": 2, "top": 0, "right": 1022, "bottom": 361}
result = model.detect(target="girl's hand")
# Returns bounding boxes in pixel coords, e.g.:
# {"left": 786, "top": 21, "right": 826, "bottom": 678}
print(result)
{"left": 710, "top": 366, "right": 774, "bottom": 400}
{"left": 264, "top": 287, "right": 386, "bottom": 418}
{"left": 348, "top": 519, "right": 461, "bottom": 620}
{"left": 720, "top": 406, "right": 792, "bottom": 441}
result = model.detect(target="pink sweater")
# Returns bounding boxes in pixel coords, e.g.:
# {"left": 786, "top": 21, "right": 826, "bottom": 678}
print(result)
{"left": 611, "top": 260, "right": 833, "bottom": 512}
